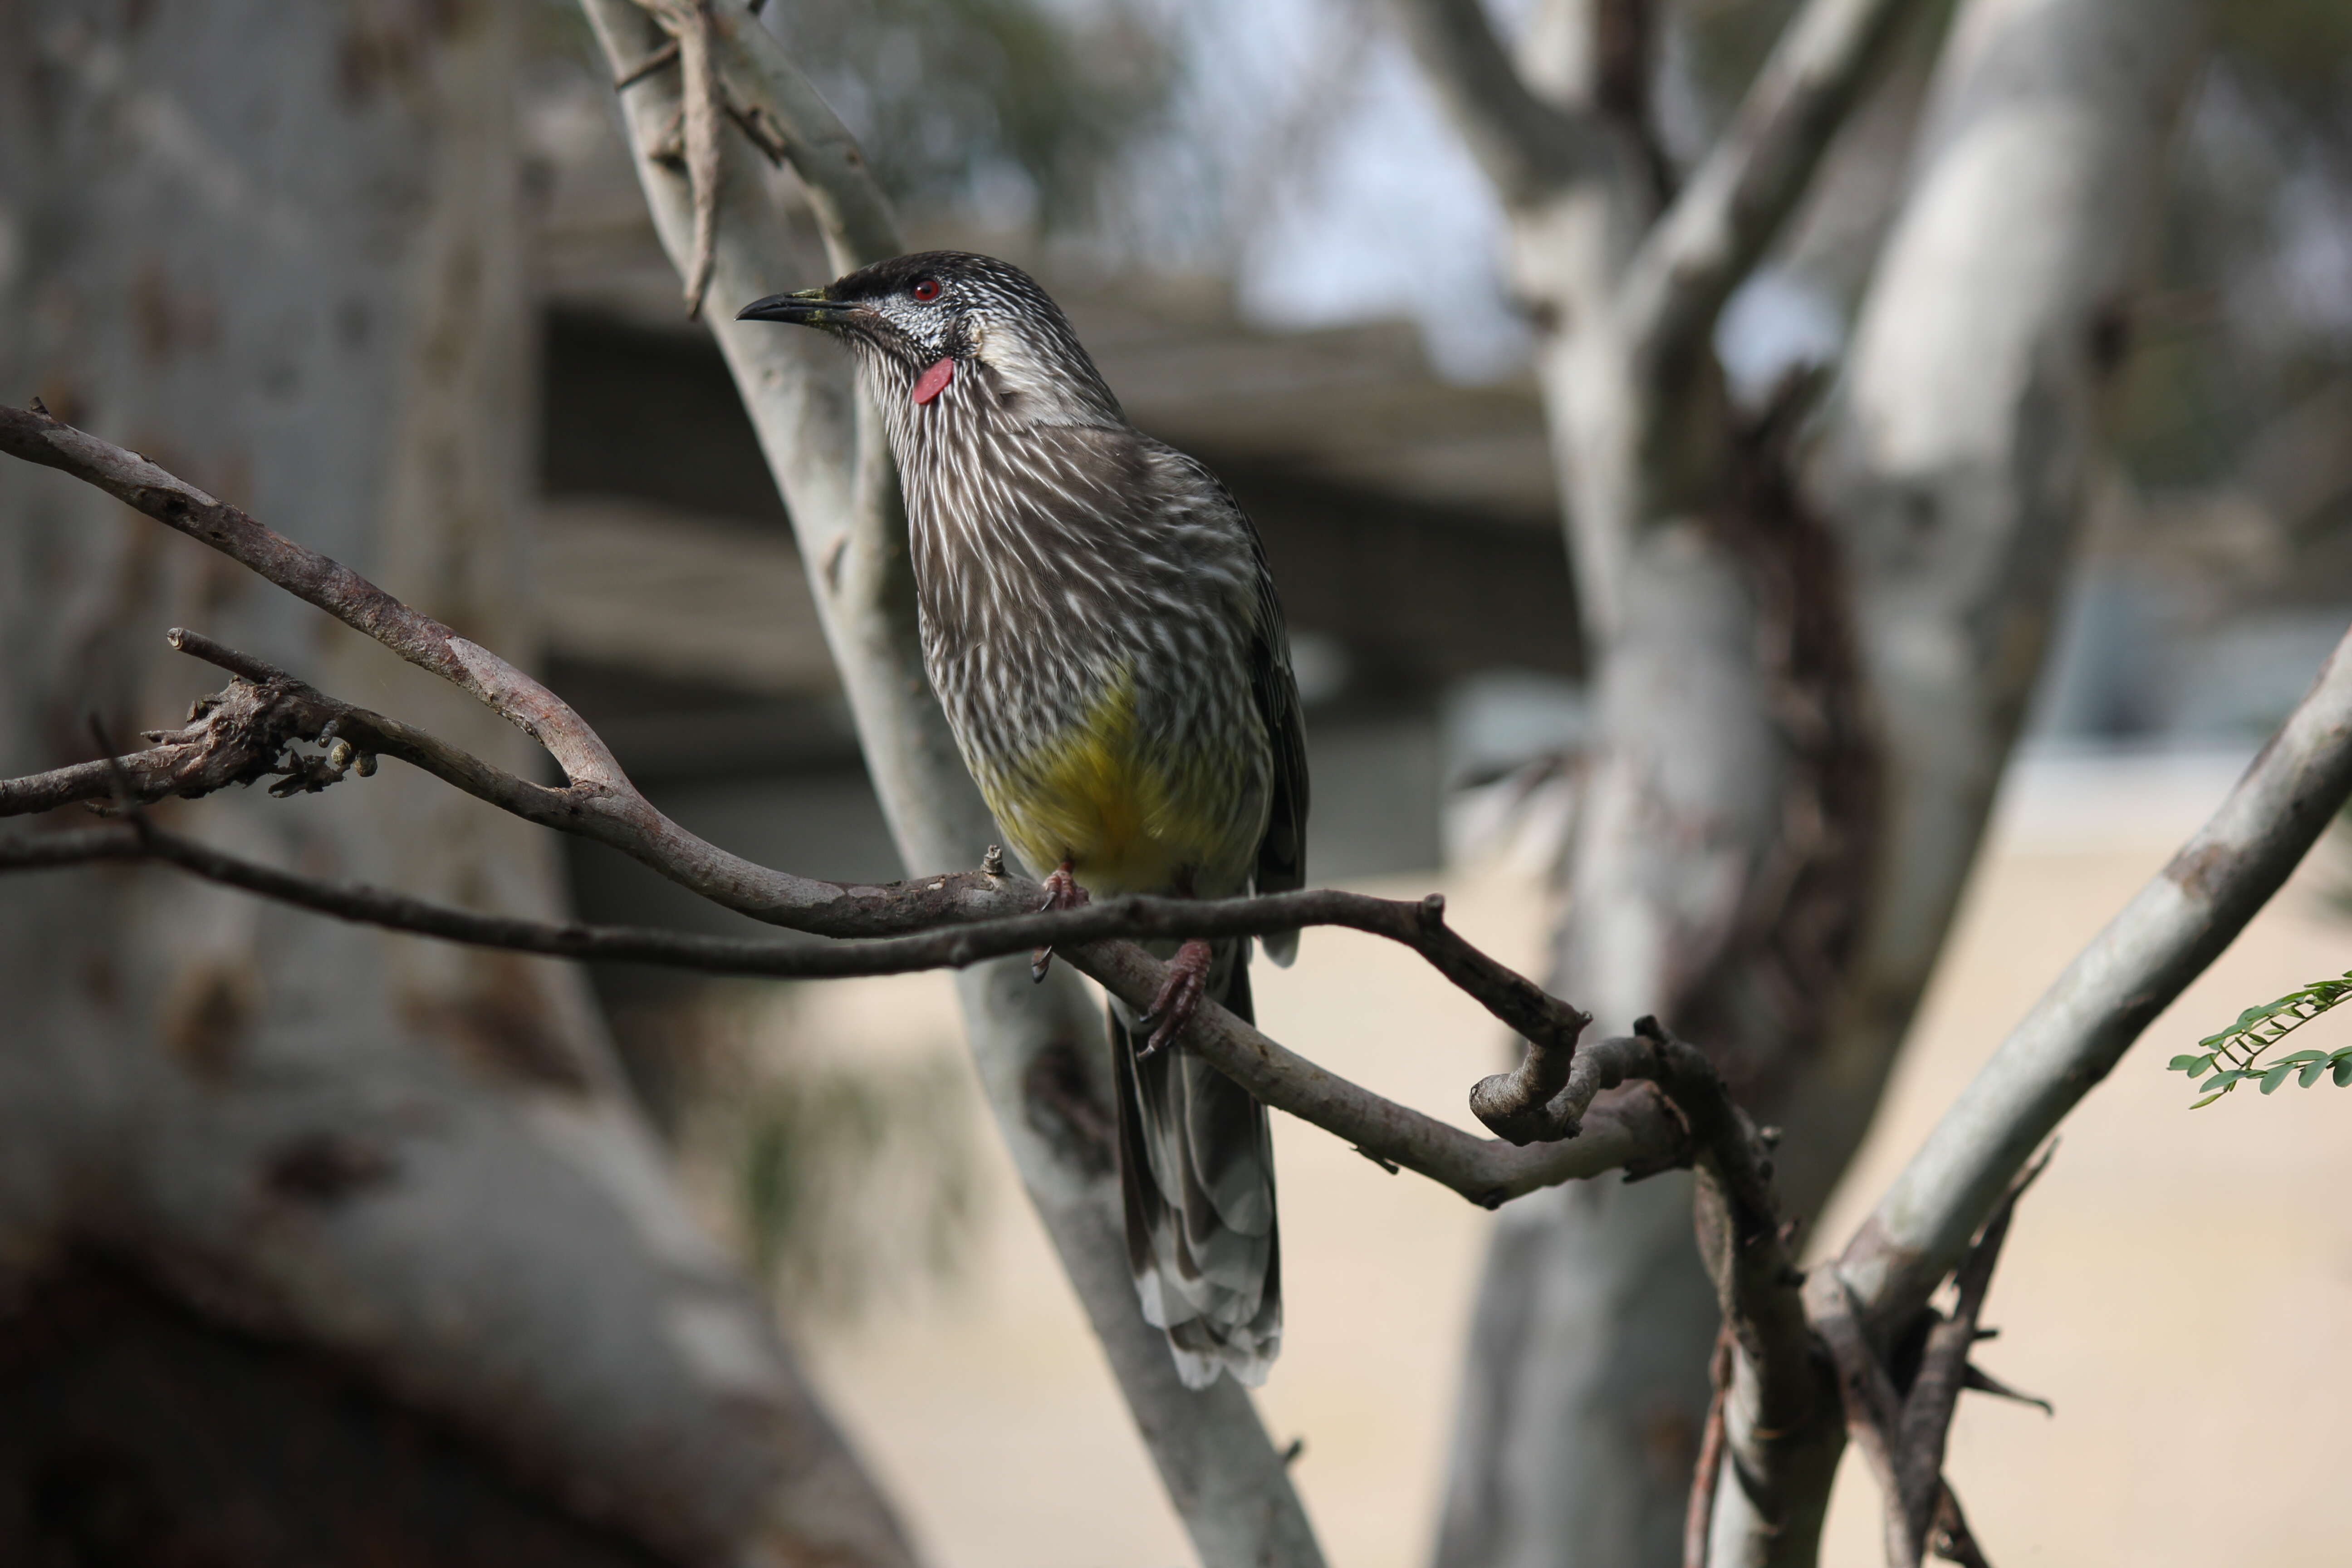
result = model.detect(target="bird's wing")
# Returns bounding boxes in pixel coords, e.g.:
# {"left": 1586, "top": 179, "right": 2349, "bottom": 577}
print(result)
{"left": 1249, "top": 575, "right": 1309, "bottom": 904}
{"left": 1211, "top": 468, "right": 1310, "bottom": 959}
{"left": 1132, "top": 438, "right": 1309, "bottom": 959}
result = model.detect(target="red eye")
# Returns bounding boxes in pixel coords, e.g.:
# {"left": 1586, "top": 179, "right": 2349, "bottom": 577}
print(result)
{"left": 910, "top": 278, "right": 941, "bottom": 304}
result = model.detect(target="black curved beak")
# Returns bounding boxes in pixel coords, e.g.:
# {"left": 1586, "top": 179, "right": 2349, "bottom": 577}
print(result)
{"left": 736, "top": 288, "right": 860, "bottom": 327}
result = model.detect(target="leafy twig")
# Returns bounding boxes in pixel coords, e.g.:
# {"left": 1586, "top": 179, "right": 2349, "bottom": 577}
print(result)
{"left": 2168, "top": 972, "right": 2352, "bottom": 1105}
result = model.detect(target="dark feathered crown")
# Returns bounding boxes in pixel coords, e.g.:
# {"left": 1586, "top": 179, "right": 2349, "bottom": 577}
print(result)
{"left": 828, "top": 250, "right": 1062, "bottom": 319}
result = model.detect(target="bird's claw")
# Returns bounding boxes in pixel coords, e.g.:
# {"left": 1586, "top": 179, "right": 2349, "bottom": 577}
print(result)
{"left": 1137, "top": 940, "right": 1213, "bottom": 1059}
{"left": 1030, "top": 860, "right": 1088, "bottom": 983}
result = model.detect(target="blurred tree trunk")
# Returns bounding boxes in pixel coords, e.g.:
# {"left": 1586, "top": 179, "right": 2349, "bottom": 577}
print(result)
{"left": 1416, "top": 2, "right": 2205, "bottom": 1565}
{"left": 0, "top": 3, "right": 913, "bottom": 1563}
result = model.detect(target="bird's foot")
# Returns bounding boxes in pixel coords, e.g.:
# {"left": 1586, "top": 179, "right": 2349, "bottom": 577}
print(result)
{"left": 1030, "top": 860, "right": 1088, "bottom": 983}
{"left": 1137, "top": 939, "right": 1214, "bottom": 1059}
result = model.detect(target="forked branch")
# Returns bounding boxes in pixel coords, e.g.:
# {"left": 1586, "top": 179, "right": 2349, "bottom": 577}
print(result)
{"left": 1809, "top": 1152, "right": 2048, "bottom": 1566}
{"left": 1617, "top": 0, "right": 1927, "bottom": 377}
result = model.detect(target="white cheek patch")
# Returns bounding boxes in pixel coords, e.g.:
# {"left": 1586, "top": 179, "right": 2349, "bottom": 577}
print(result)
{"left": 913, "top": 357, "right": 955, "bottom": 405}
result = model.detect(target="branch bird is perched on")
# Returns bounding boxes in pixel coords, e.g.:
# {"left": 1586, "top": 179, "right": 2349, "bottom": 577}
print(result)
{"left": 740, "top": 252, "right": 1309, "bottom": 1388}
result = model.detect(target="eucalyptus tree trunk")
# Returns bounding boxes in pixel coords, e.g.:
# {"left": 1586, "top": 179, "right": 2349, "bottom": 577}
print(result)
{"left": 0, "top": 4, "right": 910, "bottom": 1562}
{"left": 1408, "top": 1, "right": 2205, "bottom": 1564}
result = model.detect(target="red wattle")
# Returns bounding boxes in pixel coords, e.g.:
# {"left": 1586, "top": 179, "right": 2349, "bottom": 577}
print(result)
{"left": 912, "top": 357, "right": 955, "bottom": 405}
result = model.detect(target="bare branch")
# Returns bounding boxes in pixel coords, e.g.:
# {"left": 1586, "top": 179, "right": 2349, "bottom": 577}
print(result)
{"left": 1683, "top": 1328, "right": 1735, "bottom": 1568}
{"left": 612, "top": 36, "right": 679, "bottom": 91}
{"left": 1, "top": 631, "right": 1603, "bottom": 1073}
{"left": 1891, "top": 1151, "right": 2048, "bottom": 1552}
{"left": 675, "top": 1, "right": 724, "bottom": 316}
{"left": 1930, "top": 1483, "right": 1992, "bottom": 1568}
{"left": 1806, "top": 1269, "right": 1911, "bottom": 1567}
{"left": 0, "top": 812, "right": 1690, "bottom": 1209}
{"left": 0, "top": 404, "right": 627, "bottom": 790}
{"left": 0, "top": 681, "right": 300, "bottom": 818}
{"left": 1802, "top": 1152, "right": 2048, "bottom": 1566}
{"left": 0, "top": 387, "right": 1677, "bottom": 1219}
{"left": 0, "top": 730, "right": 1578, "bottom": 1009}
{"left": 1618, "top": 0, "right": 1925, "bottom": 377}
{"left": 0, "top": 381, "right": 1662, "bottom": 1225}
{"left": 699, "top": 0, "right": 902, "bottom": 271}
{"left": 1838, "top": 621, "right": 2352, "bottom": 1334}
{"left": 0, "top": 406, "right": 1020, "bottom": 940}
{"left": 1383, "top": 0, "right": 1600, "bottom": 204}
{"left": 1596, "top": 0, "right": 1677, "bottom": 206}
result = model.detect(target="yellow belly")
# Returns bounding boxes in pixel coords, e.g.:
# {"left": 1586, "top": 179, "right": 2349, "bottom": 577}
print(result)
{"left": 979, "top": 670, "right": 1245, "bottom": 897}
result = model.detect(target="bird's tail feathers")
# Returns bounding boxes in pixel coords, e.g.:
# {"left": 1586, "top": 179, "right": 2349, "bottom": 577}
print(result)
{"left": 1112, "top": 942, "right": 1281, "bottom": 1388}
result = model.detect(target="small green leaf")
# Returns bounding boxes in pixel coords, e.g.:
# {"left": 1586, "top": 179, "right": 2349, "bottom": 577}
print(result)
{"left": 2336, "top": 1059, "right": 2352, "bottom": 1088}
{"left": 2261, "top": 1063, "right": 2294, "bottom": 1094}
{"left": 2301, "top": 1061, "right": 2328, "bottom": 1088}
{"left": 2168, "top": 1053, "right": 2210, "bottom": 1074}
{"left": 2203, "top": 1070, "right": 2249, "bottom": 1093}
{"left": 2234, "top": 1004, "right": 2272, "bottom": 1030}
{"left": 2190, "top": 1092, "right": 2227, "bottom": 1109}
{"left": 2277, "top": 1050, "right": 2328, "bottom": 1067}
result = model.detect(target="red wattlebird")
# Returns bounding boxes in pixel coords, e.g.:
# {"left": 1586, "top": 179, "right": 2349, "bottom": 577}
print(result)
{"left": 741, "top": 252, "right": 1308, "bottom": 1386}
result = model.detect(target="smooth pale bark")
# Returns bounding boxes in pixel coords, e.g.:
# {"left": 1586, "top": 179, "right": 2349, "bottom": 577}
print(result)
{"left": 1430, "top": 5, "right": 1852, "bottom": 1563}
{"left": 0, "top": 4, "right": 911, "bottom": 1562}
{"left": 1422, "top": 0, "right": 2198, "bottom": 1562}
{"left": 573, "top": 5, "right": 1324, "bottom": 1564}
{"left": 1701, "top": 1, "right": 2205, "bottom": 1562}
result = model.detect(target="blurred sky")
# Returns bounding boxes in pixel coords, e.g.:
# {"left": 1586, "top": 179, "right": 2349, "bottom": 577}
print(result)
{"left": 1128, "top": 0, "right": 1530, "bottom": 378}
{"left": 1117, "top": 0, "right": 1852, "bottom": 389}
{"left": 1118, "top": 0, "right": 2352, "bottom": 402}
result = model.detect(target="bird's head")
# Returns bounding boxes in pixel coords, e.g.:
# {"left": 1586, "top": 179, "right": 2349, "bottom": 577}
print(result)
{"left": 736, "top": 251, "right": 1120, "bottom": 427}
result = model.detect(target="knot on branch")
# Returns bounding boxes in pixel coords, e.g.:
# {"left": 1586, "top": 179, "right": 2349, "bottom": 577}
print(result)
{"left": 1, "top": 668, "right": 364, "bottom": 824}
{"left": 1470, "top": 1024, "right": 1651, "bottom": 1146}
{"left": 124, "top": 674, "right": 363, "bottom": 804}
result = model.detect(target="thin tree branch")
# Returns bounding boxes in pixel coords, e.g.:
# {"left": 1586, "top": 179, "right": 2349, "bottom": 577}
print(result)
{"left": 0, "top": 389, "right": 1668, "bottom": 1217}
{"left": 1622, "top": 1010, "right": 1824, "bottom": 1568}
{"left": 1891, "top": 1151, "right": 2048, "bottom": 1554}
{"left": 699, "top": 0, "right": 902, "bottom": 272}
{"left": 0, "top": 704, "right": 1566, "bottom": 1015}
{"left": 0, "top": 403, "right": 1017, "bottom": 938}
{"left": 1617, "top": 0, "right": 1924, "bottom": 376}
{"left": 1804, "top": 1152, "right": 2047, "bottom": 1567}
{"left": 0, "top": 630, "right": 537, "bottom": 823}
{"left": 0, "top": 404, "right": 627, "bottom": 791}
{"left": 675, "top": 1, "right": 724, "bottom": 317}
{"left": 1383, "top": 0, "right": 1602, "bottom": 204}
{"left": 5, "top": 620, "right": 1597, "bottom": 1064}
{"left": 1806, "top": 1269, "right": 1911, "bottom": 1567}
{"left": 1930, "top": 1483, "right": 1992, "bottom": 1568}
{"left": 1838, "top": 621, "right": 2352, "bottom": 1335}
{"left": 1471, "top": 1008, "right": 1808, "bottom": 1369}
{"left": 0, "top": 814, "right": 1688, "bottom": 1208}
{"left": 1595, "top": 0, "right": 1677, "bottom": 206}
{"left": 613, "top": 36, "right": 680, "bottom": 91}
{"left": 1683, "top": 1327, "right": 1736, "bottom": 1568}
